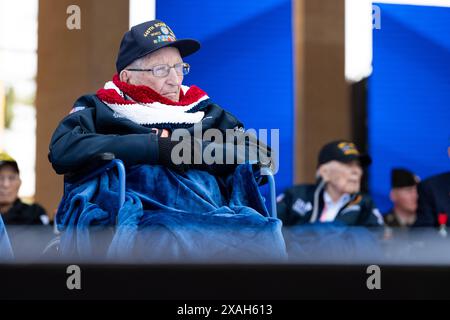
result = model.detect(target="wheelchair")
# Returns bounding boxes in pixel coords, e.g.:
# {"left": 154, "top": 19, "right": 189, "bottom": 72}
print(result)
{"left": 43, "top": 153, "right": 278, "bottom": 258}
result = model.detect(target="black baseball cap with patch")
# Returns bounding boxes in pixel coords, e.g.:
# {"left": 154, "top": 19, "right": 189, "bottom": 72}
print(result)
{"left": 116, "top": 19, "right": 201, "bottom": 73}
{"left": 0, "top": 151, "right": 19, "bottom": 173}
{"left": 318, "top": 140, "right": 372, "bottom": 167}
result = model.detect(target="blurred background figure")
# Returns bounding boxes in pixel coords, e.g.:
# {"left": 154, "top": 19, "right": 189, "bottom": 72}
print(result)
{"left": 414, "top": 175, "right": 450, "bottom": 228}
{"left": 413, "top": 147, "right": 450, "bottom": 228}
{"left": 0, "top": 151, "right": 48, "bottom": 225}
{"left": 384, "top": 168, "right": 419, "bottom": 228}
{"left": 277, "top": 140, "right": 383, "bottom": 227}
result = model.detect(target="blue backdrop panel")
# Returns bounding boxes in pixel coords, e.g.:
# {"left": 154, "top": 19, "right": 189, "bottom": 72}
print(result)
{"left": 156, "top": 0, "right": 294, "bottom": 193}
{"left": 370, "top": 4, "right": 450, "bottom": 212}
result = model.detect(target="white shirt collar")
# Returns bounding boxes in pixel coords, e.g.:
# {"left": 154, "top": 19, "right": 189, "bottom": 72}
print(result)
{"left": 323, "top": 191, "right": 351, "bottom": 207}
{"left": 320, "top": 192, "right": 351, "bottom": 223}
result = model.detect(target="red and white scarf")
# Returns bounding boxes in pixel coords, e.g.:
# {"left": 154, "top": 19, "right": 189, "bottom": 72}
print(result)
{"left": 96, "top": 74, "right": 210, "bottom": 127}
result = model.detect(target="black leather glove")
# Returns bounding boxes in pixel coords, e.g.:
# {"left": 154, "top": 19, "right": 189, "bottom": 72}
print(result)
{"left": 157, "top": 134, "right": 272, "bottom": 176}
{"left": 158, "top": 137, "right": 192, "bottom": 173}
{"left": 159, "top": 136, "right": 222, "bottom": 174}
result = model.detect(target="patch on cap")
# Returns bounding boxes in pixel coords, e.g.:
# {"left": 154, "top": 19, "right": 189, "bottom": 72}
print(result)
{"left": 337, "top": 142, "right": 359, "bottom": 156}
{"left": 153, "top": 35, "right": 176, "bottom": 44}
{"left": 160, "top": 26, "right": 170, "bottom": 35}
{"left": 318, "top": 140, "right": 371, "bottom": 167}
{"left": 143, "top": 21, "right": 176, "bottom": 43}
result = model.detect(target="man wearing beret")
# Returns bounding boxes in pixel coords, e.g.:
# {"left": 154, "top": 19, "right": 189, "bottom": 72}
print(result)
{"left": 383, "top": 168, "right": 420, "bottom": 228}
{"left": 49, "top": 19, "right": 270, "bottom": 176}
{"left": 276, "top": 140, "right": 383, "bottom": 227}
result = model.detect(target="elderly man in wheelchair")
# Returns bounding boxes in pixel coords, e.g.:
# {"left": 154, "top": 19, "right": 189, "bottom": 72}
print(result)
{"left": 47, "top": 19, "right": 284, "bottom": 262}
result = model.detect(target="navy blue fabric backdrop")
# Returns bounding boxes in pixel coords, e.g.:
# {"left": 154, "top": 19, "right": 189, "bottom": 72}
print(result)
{"left": 156, "top": 0, "right": 294, "bottom": 194}
{"left": 370, "top": 4, "right": 450, "bottom": 213}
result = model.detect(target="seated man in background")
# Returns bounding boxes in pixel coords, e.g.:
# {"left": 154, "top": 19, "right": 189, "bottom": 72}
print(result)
{"left": 413, "top": 147, "right": 450, "bottom": 228}
{"left": 384, "top": 168, "right": 419, "bottom": 228}
{"left": 277, "top": 140, "right": 383, "bottom": 227}
{"left": 0, "top": 151, "right": 48, "bottom": 225}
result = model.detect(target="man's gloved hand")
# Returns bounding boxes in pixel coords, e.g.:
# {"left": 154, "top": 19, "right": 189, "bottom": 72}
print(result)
{"left": 158, "top": 135, "right": 209, "bottom": 174}
{"left": 157, "top": 133, "right": 273, "bottom": 176}
{"left": 158, "top": 137, "right": 192, "bottom": 173}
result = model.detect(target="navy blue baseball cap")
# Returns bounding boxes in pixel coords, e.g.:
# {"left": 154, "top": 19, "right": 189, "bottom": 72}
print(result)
{"left": 116, "top": 19, "right": 201, "bottom": 73}
{"left": 318, "top": 140, "right": 372, "bottom": 167}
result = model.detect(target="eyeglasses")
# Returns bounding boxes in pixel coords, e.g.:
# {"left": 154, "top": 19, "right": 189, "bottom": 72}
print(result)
{"left": 126, "top": 62, "right": 190, "bottom": 78}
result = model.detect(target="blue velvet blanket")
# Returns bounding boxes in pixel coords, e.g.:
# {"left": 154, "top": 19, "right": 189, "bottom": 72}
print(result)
{"left": 0, "top": 216, "right": 13, "bottom": 260}
{"left": 56, "top": 164, "right": 287, "bottom": 262}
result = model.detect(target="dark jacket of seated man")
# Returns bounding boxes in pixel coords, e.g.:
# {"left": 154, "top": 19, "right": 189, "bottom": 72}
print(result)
{"left": 277, "top": 141, "right": 383, "bottom": 227}
{"left": 2, "top": 199, "right": 48, "bottom": 225}
{"left": 48, "top": 93, "right": 264, "bottom": 176}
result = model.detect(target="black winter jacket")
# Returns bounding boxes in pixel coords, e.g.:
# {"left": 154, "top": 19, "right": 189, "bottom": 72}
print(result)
{"left": 49, "top": 94, "right": 268, "bottom": 175}
{"left": 277, "top": 181, "right": 383, "bottom": 227}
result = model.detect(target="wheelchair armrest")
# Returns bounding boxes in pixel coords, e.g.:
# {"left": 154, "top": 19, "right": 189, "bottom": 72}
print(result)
{"left": 63, "top": 153, "right": 126, "bottom": 209}
{"left": 64, "top": 152, "right": 116, "bottom": 183}
{"left": 253, "top": 164, "right": 277, "bottom": 219}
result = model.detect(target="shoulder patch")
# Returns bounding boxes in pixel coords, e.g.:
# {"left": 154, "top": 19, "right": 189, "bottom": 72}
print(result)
{"left": 69, "top": 106, "right": 86, "bottom": 114}
{"left": 292, "top": 198, "right": 313, "bottom": 216}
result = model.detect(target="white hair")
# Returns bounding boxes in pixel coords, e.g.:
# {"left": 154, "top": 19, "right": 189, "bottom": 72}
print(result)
{"left": 119, "top": 55, "right": 149, "bottom": 81}
{"left": 126, "top": 55, "right": 148, "bottom": 69}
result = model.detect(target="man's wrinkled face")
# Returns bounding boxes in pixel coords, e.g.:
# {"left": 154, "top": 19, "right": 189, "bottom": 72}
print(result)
{"left": 0, "top": 166, "right": 21, "bottom": 206}
{"left": 320, "top": 160, "right": 363, "bottom": 195}
{"left": 390, "top": 186, "right": 418, "bottom": 213}
{"left": 121, "top": 47, "right": 184, "bottom": 102}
